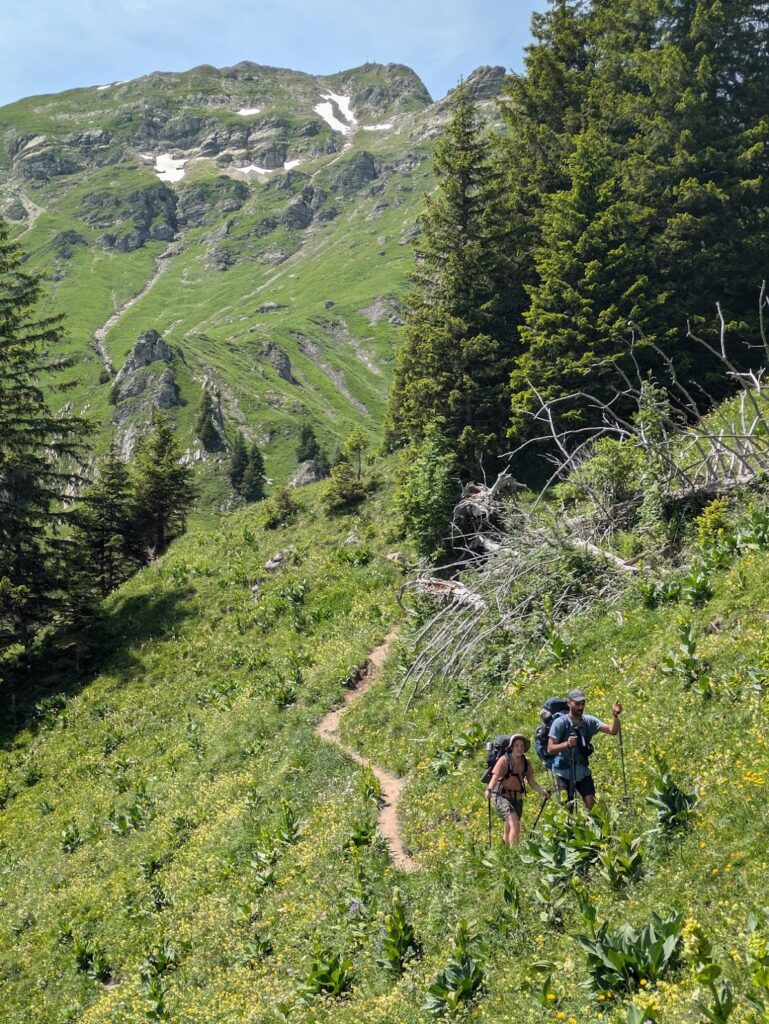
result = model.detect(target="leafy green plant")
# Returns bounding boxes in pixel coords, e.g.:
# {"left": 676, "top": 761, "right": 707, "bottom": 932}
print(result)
{"left": 251, "top": 846, "right": 278, "bottom": 890}
{"left": 576, "top": 911, "right": 682, "bottom": 992}
{"left": 542, "top": 620, "right": 575, "bottom": 663}
{"left": 658, "top": 620, "right": 711, "bottom": 694}
{"left": 377, "top": 888, "right": 419, "bottom": 977}
{"left": 737, "top": 503, "right": 769, "bottom": 550}
{"left": 680, "top": 561, "right": 714, "bottom": 606}
{"left": 637, "top": 573, "right": 681, "bottom": 609}
{"left": 745, "top": 908, "right": 769, "bottom": 1015}
{"left": 72, "top": 936, "right": 112, "bottom": 982}
{"left": 297, "top": 948, "right": 354, "bottom": 1001}
{"left": 275, "top": 800, "right": 301, "bottom": 845}
{"left": 346, "top": 816, "right": 377, "bottom": 849}
{"left": 356, "top": 765, "right": 383, "bottom": 804}
{"left": 595, "top": 831, "right": 644, "bottom": 888}
{"left": 646, "top": 751, "right": 697, "bottom": 832}
{"left": 521, "top": 961, "right": 562, "bottom": 1011}
{"left": 429, "top": 723, "right": 485, "bottom": 776}
{"left": 684, "top": 918, "right": 736, "bottom": 1023}
{"left": 235, "top": 930, "right": 273, "bottom": 967}
{"left": 60, "top": 821, "right": 83, "bottom": 853}
{"left": 424, "top": 920, "right": 484, "bottom": 1017}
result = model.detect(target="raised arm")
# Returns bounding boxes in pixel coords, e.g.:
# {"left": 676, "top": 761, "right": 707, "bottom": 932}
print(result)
{"left": 597, "top": 702, "right": 623, "bottom": 735}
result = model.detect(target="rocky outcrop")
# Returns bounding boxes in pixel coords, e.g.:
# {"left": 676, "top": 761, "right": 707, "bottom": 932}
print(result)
{"left": 176, "top": 177, "right": 248, "bottom": 227}
{"left": 81, "top": 182, "right": 178, "bottom": 252}
{"left": 328, "top": 151, "right": 378, "bottom": 194}
{"left": 13, "top": 136, "right": 84, "bottom": 180}
{"left": 462, "top": 65, "right": 507, "bottom": 101}
{"left": 360, "top": 295, "right": 403, "bottom": 324}
{"left": 52, "top": 230, "right": 87, "bottom": 259}
{"left": 111, "top": 330, "right": 181, "bottom": 408}
{"left": 289, "top": 460, "right": 324, "bottom": 487}
{"left": 261, "top": 343, "right": 297, "bottom": 384}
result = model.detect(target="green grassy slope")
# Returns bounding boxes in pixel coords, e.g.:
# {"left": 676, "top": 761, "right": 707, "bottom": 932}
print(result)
{"left": 0, "top": 62, "right": 449, "bottom": 500}
{"left": 3, "top": 467, "right": 769, "bottom": 1022}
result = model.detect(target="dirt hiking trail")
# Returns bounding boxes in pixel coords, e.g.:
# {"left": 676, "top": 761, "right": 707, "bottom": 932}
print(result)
{"left": 316, "top": 629, "right": 416, "bottom": 872}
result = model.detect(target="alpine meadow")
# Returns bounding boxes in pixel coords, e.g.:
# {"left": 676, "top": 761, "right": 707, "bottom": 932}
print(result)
{"left": 3, "top": 3, "right": 769, "bottom": 1024}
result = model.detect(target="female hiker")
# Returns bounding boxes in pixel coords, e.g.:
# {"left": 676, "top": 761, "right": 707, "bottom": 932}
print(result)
{"left": 485, "top": 734, "right": 550, "bottom": 846}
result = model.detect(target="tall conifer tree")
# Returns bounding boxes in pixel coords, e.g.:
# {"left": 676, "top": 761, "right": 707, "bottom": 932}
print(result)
{"left": 0, "top": 218, "right": 90, "bottom": 660}
{"left": 131, "top": 413, "right": 196, "bottom": 557}
{"left": 386, "top": 83, "right": 524, "bottom": 474}
{"left": 240, "top": 443, "right": 265, "bottom": 502}
{"left": 70, "top": 444, "right": 136, "bottom": 597}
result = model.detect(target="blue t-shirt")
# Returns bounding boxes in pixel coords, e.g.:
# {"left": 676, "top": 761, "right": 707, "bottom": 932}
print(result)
{"left": 548, "top": 714, "right": 603, "bottom": 780}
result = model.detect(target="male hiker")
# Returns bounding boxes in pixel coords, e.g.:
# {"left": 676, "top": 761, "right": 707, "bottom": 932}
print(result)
{"left": 547, "top": 689, "right": 623, "bottom": 810}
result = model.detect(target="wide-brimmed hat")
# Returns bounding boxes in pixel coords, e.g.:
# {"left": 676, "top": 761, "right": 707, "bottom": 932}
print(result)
{"left": 507, "top": 734, "right": 531, "bottom": 752}
{"left": 567, "top": 689, "right": 587, "bottom": 702}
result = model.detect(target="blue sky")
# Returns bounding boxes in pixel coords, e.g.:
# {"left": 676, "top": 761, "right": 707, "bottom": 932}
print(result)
{"left": 0, "top": 0, "right": 545, "bottom": 108}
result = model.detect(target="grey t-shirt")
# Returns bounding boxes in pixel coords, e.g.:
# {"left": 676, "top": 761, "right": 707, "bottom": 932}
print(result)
{"left": 548, "top": 714, "right": 603, "bottom": 780}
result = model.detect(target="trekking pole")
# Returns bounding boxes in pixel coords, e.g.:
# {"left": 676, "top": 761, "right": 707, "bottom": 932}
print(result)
{"left": 617, "top": 717, "right": 629, "bottom": 806}
{"left": 569, "top": 734, "right": 577, "bottom": 821}
{"left": 531, "top": 791, "right": 550, "bottom": 832}
{"left": 487, "top": 793, "right": 493, "bottom": 847}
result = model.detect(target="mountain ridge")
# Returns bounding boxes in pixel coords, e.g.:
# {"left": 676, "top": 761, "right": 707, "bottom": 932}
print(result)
{"left": 0, "top": 61, "right": 504, "bottom": 505}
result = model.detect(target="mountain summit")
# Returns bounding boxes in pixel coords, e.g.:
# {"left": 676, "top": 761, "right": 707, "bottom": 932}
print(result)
{"left": 0, "top": 62, "right": 499, "bottom": 497}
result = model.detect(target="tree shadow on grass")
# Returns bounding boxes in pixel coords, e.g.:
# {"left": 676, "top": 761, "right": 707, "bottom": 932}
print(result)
{"left": 0, "top": 586, "right": 196, "bottom": 749}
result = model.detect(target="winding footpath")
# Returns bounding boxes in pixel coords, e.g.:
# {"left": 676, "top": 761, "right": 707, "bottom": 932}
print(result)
{"left": 315, "top": 630, "right": 417, "bottom": 872}
{"left": 91, "top": 241, "right": 180, "bottom": 372}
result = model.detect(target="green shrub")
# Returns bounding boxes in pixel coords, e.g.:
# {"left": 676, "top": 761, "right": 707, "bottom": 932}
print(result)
{"left": 377, "top": 888, "right": 419, "bottom": 977}
{"left": 321, "top": 463, "right": 368, "bottom": 513}
{"left": 576, "top": 911, "right": 682, "bottom": 992}
{"left": 646, "top": 750, "right": 697, "bottom": 832}
{"left": 298, "top": 948, "right": 354, "bottom": 1000}
{"left": 424, "top": 920, "right": 484, "bottom": 1017}
{"left": 393, "top": 423, "right": 458, "bottom": 558}
{"left": 263, "top": 487, "right": 298, "bottom": 529}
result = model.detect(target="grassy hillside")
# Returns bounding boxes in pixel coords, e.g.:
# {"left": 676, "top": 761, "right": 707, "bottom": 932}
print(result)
{"left": 3, "top": 451, "right": 769, "bottom": 1022}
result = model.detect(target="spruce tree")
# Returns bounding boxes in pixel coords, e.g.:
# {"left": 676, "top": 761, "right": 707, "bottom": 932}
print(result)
{"left": 131, "top": 413, "right": 196, "bottom": 557}
{"left": 385, "top": 83, "right": 524, "bottom": 474}
{"left": 70, "top": 444, "right": 137, "bottom": 597}
{"left": 296, "top": 423, "right": 321, "bottom": 463}
{"left": 0, "top": 218, "right": 90, "bottom": 660}
{"left": 229, "top": 433, "right": 249, "bottom": 491}
{"left": 342, "top": 427, "right": 369, "bottom": 480}
{"left": 240, "top": 443, "right": 265, "bottom": 502}
{"left": 196, "top": 390, "right": 222, "bottom": 452}
{"left": 508, "top": 0, "right": 769, "bottom": 445}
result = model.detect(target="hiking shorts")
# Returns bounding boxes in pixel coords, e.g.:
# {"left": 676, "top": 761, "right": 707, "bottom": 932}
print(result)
{"left": 556, "top": 773, "right": 596, "bottom": 803}
{"left": 493, "top": 792, "right": 524, "bottom": 821}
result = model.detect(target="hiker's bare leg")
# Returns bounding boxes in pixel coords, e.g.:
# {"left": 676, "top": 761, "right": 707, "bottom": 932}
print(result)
{"left": 583, "top": 794, "right": 596, "bottom": 811}
{"left": 504, "top": 812, "right": 521, "bottom": 846}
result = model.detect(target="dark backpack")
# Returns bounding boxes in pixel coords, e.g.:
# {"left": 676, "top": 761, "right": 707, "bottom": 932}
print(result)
{"left": 481, "top": 735, "right": 511, "bottom": 784}
{"left": 534, "top": 697, "right": 569, "bottom": 767}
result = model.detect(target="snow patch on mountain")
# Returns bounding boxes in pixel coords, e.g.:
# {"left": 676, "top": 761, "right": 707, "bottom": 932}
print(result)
{"left": 153, "top": 154, "right": 187, "bottom": 182}
{"left": 236, "top": 107, "right": 261, "bottom": 116}
{"left": 362, "top": 123, "right": 393, "bottom": 131}
{"left": 314, "top": 93, "right": 356, "bottom": 135}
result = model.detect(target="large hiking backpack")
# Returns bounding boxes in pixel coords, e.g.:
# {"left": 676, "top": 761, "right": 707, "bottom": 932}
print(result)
{"left": 535, "top": 696, "right": 596, "bottom": 767}
{"left": 481, "top": 735, "right": 511, "bottom": 784}
{"left": 534, "top": 697, "right": 569, "bottom": 768}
